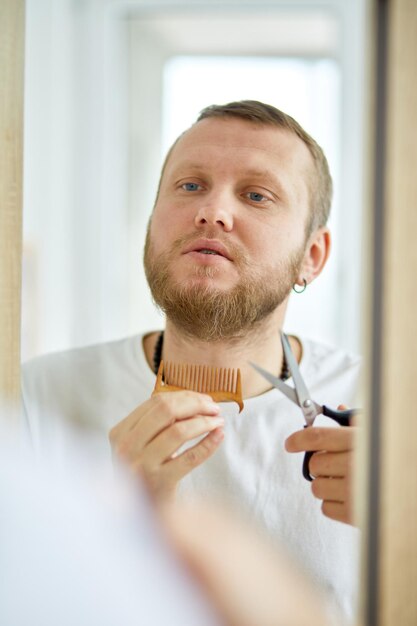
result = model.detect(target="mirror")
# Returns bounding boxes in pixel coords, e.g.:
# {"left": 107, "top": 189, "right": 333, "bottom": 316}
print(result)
{"left": 20, "top": 1, "right": 371, "bottom": 624}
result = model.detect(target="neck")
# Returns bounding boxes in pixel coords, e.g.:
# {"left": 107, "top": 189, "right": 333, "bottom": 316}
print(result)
{"left": 144, "top": 310, "right": 302, "bottom": 399}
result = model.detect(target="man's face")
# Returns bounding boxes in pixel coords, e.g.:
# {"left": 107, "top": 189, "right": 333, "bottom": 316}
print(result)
{"left": 144, "top": 117, "right": 314, "bottom": 341}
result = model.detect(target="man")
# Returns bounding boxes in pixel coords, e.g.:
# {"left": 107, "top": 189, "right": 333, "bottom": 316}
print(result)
{"left": 23, "top": 101, "right": 360, "bottom": 621}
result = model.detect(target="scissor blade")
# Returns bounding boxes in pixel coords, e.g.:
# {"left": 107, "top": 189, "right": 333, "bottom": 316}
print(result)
{"left": 281, "top": 334, "right": 310, "bottom": 405}
{"left": 281, "top": 334, "right": 318, "bottom": 426}
{"left": 249, "top": 361, "right": 299, "bottom": 406}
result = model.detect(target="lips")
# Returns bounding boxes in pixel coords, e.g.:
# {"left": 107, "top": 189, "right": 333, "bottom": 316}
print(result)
{"left": 182, "top": 239, "right": 232, "bottom": 261}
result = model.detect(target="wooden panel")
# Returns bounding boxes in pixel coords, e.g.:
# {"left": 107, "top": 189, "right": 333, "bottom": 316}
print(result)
{"left": 0, "top": 0, "right": 25, "bottom": 408}
{"left": 379, "top": 0, "right": 417, "bottom": 623}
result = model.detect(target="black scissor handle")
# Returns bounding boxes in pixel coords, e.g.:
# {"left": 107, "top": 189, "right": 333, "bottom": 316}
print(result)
{"left": 322, "top": 405, "right": 356, "bottom": 427}
{"left": 303, "top": 449, "right": 315, "bottom": 482}
{"left": 302, "top": 409, "right": 357, "bottom": 481}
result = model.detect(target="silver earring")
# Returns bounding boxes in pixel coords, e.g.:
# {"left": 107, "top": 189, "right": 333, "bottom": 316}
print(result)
{"left": 293, "top": 278, "right": 307, "bottom": 294}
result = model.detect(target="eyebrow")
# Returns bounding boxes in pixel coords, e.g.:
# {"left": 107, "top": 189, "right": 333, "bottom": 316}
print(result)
{"left": 169, "top": 163, "right": 286, "bottom": 193}
{"left": 237, "top": 168, "right": 289, "bottom": 201}
{"left": 169, "top": 162, "right": 207, "bottom": 176}
{"left": 241, "top": 168, "right": 283, "bottom": 185}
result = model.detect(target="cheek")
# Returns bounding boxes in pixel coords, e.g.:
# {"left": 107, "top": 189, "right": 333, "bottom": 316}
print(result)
{"left": 149, "top": 208, "right": 179, "bottom": 251}
{"left": 152, "top": 200, "right": 190, "bottom": 233}
{"left": 247, "top": 223, "right": 306, "bottom": 266}
{"left": 246, "top": 227, "right": 284, "bottom": 257}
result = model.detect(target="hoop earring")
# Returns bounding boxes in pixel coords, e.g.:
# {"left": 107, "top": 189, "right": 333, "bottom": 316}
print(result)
{"left": 293, "top": 278, "right": 307, "bottom": 294}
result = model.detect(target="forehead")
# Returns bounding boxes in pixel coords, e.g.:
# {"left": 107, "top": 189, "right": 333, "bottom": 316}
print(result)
{"left": 163, "top": 117, "right": 313, "bottom": 181}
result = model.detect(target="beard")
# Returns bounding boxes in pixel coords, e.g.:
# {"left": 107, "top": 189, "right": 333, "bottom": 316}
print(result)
{"left": 144, "top": 227, "right": 305, "bottom": 342}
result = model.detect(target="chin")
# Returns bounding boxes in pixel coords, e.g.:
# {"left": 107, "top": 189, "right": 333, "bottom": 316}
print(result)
{"left": 189, "top": 261, "right": 238, "bottom": 282}
{"left": 179, "top": 273, "right": 236, "bottom": 292}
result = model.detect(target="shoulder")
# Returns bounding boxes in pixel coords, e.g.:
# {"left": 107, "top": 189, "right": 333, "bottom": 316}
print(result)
{"left": 22, "top": 335, "right": 144, "bottom": 385}
{"left": 21, "top": 334, "right": 153, "bottom": 417}
{"left": 296, "top": 336, "right": 361, "bottom": 405}
{"left": 21, "top": 335, "right": 155, "bottom": 441}
{"left": 300, "top": 337, "right": 361, "bottom": 375}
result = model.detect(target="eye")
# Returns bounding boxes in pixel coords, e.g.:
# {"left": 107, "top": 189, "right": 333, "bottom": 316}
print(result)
{"left": 248, "top": 192, "right": 267, "bottom": 202}
{"left": 181, "top": 182, "right": 202, "bottom": 192}
{"left": 245, "top": 190, "right": 274, "bottom": 204}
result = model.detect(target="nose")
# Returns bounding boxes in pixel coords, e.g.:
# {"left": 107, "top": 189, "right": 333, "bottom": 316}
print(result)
{"left": 194, "top": 196, "right": 233, "bottom": 231}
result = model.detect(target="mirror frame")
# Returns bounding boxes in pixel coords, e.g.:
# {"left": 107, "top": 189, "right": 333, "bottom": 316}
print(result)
{"left": 0, "top": 0, "right": 24, "bottom": 412}
{"left": 2, "top": 0, "right": 417, "bottom": 624}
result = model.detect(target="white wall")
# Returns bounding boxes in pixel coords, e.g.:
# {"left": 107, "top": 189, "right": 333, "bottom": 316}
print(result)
{"left": 23, "top": 0, "right": 131, "bottom": 359}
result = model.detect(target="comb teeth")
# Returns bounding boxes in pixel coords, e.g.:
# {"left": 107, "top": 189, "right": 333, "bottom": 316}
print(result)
{"left": 164, "top": 362, "right": 238, "bottom": 394}
{"left": 152, "top": 360, "right": 243, "bottom": 412}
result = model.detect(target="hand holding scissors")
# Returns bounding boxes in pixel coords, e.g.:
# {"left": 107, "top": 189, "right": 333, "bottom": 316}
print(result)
{"left": 250, "top": 333, "right": 357, "bottom": 482}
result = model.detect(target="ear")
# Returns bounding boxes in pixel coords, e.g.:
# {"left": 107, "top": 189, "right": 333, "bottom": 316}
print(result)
{"left": 295, "top": 227, "right": 331, "bottom": 287}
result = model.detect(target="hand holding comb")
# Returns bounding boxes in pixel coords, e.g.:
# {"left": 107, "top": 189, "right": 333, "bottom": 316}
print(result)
{"left": 153, "top": 360, "right": 244, "bottom": 412}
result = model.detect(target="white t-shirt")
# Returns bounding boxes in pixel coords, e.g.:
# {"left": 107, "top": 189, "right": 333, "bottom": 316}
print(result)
{"left": 22, "top": 333, "right": 361, "bottom": 623}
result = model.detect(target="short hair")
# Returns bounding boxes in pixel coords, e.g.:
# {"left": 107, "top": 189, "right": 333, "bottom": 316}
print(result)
{"left": 156, "top": 100, "right": 333, "bottom": 232}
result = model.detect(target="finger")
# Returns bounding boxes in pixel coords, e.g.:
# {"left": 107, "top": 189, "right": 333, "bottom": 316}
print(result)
{"left": 311, "top": 476, "right": 350, "bottom": 503}
{"left": 110, "top": 393, "right": 188, "bottom": 439}
{"left": 110, "top": 391, "right": 219, "bottom": 447}
{"left": 285, "top": 426, "right": 357, "bottom": 453}
{"left": 309, "top": 451, "right": 352, "bottom": 478}
{"left": 321, "top": 500, "right": 353, "bottom": 525}
{"left": 109, "top": 396, "right": 169, "bottom": 441}
{"left": 140, "top": 415, "right": 225, "bottom": 467}
{"left": 150, "top": 391, "right": 220, "bottom": 421}
{"left": 130, "top": 393, "right": 220, "bottom": 448}
{"left": 159, "top": 427, "right": 225, "bottom": 483}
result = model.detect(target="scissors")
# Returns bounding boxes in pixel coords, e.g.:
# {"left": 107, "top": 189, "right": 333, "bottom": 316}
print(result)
{"left": 250, "top": 333, "right": 357, "bottom": 481}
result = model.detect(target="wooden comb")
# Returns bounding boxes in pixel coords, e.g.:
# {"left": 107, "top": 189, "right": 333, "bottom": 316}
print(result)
{"left": 153, "top": 360, "right": 244, "bottom": 412}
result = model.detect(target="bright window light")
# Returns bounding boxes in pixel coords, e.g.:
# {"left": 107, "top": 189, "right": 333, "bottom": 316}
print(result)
{"left": 162, "top": 55, "right": 340, "bottom": 182}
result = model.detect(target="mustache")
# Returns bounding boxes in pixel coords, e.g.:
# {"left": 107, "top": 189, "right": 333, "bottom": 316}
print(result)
{"left": 168, "top": 228, "right": 249, "bottom": 266}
